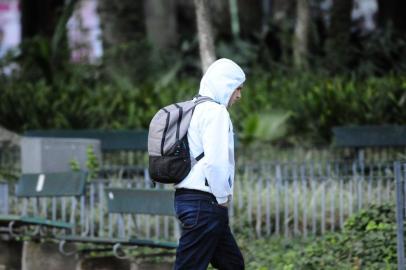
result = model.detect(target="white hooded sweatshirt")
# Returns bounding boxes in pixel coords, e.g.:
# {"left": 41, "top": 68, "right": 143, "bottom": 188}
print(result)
{"left": 175, "top": 58, "right": 246, "bottom": 204}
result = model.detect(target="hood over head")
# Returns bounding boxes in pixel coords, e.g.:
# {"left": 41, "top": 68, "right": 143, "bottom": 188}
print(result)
{"left": 198, "top": 58, "right": 246, "bottom": 107}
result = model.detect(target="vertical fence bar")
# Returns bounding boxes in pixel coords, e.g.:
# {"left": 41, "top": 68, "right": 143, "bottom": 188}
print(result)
{"left": 329, "top": 162, "right": 335, "bottom": 232}
{"left": 135, "top": 180, "right": 142, "bottom": 234}
{"left": 98, "top": 181, "right": 105, "bottom": 237}
{"left": 164, "top": 185, "right": 169, "bottom": 239}
{"left": 52, "top": 198, "right": 58, "bottom": 237}
{"left": 41, "top": 198, "right": 47, "bottom": 218}
{"left": 300, "top": 164, "right": 307, "bottom": 237}
{"left": 403, "top": 164, "right": 406, "bottom": 217}
{"left": 275, "top": 164, "right": 282, "bottom": 236}
{"left": 0, "top": 183, "right": 5, "bottom": 214}
{"left": 310, "top": 162, "right": 316, "bottom": 235}
{"left": 108, "top": 213, "right": 113, "bottom": 238}
{"left": 80, "top": 195, "right": 86, "bottom": 235}
{"left": 61, "top": 197, "right": 66, "bottom": 222}
{"left": 155, "top": 216, "right": 160, "bottom": 238}
{"left": 70, "top": 197, "right": 77, "bottom": 235}
{"left": 174, "top": 218, "right": 180, "bottom": 240}
{"left": 90, "top": 183, "right": 95, "bottom": 237}
{"left": 349, "top": 163, "right": 354, "bottom": 218}
{"left": 367, "top": 167, "right": 373, "bottom": 205}
{"left": 164, "top": 216, "right": 169, "bottom": 239}
{"left": 339, "top": 170, "right": 344, "bottom": 230}
{"left": 229, "top": 167, "right": 235, "bottom": 231}
{"left": 266, "top": 176, "right": 271, "bottom": 236}
{"left": 357, "top": 166, "right": 363, "bottom": 211}
{"left": 118, "top": 214, "right": 125, "bottom": 238}
{"left": 386, "top": 163, "right": 392, "bottom": 202}
{"left": 247, "top": 170, "right": 253, "bottom": 234}
{"left": 32, "top": 198, "right": 38, "bottom": 216}
{"left": 283, "top": 164, "right": 289, "bottom": 238}
{"left": 377, "top": 164, "right": 382, "bottom": 205}
{"left": 237, "top": 175, "right": 243, "bottom": 232}
{"left": 395, "top": 162, "right": 405, "bottom": 270}
{"left": 4, "top": 183, "right": 9, "bottom": 214}
{"left": 256, "top": 178, "right": 262, "bottom": 237}
{"left": 293, "top": 164, "right": 299, "bottom": 236}
{"left": 320, "top": 163, "right": 326, "bottom": 235}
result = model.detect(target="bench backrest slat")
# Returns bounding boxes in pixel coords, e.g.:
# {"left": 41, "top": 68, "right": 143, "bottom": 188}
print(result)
{"left": 25, "top": 130, "right": 148, "bottom": 151}
{"left": 15, "top": 171, "right": 87, "bottom": 197}
{"left": 333, "top": 126, "right": 406, "bottom": 147}
{"left": 106, "top": 188, "right": 175, "bottom": 216}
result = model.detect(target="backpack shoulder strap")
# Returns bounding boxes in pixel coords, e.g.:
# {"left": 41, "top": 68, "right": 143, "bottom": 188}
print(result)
{"left": 194, "top": 95, "right": 217, "bottom": 105}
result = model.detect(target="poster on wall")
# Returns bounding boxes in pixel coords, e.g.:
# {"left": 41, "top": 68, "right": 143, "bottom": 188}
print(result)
{"left": 0, "top": 0, "right": 102, "bottom": 62}
{"left": 0, "top": 0, "right": 20, "bottom": 58}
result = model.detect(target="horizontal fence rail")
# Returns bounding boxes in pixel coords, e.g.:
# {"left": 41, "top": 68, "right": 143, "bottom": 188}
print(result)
{"left": 1, "top": 161, "right": 403, "bottom": 242}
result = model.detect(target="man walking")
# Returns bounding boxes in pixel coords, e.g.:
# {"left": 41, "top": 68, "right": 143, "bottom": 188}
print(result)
{"left": 174, "top": 58, "right": 245, "bottom": 270}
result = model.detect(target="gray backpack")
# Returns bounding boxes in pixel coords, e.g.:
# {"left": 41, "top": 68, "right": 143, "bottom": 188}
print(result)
{"left": 148, "top": 96, "right": 213, "bottom": 184}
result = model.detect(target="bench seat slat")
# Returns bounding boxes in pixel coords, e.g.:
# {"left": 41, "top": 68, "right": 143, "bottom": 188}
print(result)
{"left": 57, "top": 235, "right": 178, "bottom": 249}
{"left": 0, "top": 214, "right": 73, "bottom": 229}
{"left": 105, "top": 188, "right": 175, "bottom": 216}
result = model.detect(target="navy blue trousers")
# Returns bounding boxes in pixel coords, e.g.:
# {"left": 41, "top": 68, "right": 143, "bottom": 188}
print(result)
{"left": 174, "top": 189, "right": 244, "bottom": 270}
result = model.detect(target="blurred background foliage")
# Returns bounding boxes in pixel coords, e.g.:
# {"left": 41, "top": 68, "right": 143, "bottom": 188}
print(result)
{"left": 0, "top": 0, "right": 405, "bottom": 146}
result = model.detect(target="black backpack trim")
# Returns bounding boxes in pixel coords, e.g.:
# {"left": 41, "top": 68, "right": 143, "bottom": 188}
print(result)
{"left": 174, "top": 103, "right": 183, "bottom": 141}
{"left": 161, "top": 108, "right": 170, "bottom": 156}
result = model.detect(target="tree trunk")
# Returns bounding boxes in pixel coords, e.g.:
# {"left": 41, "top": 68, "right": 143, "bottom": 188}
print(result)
{"left": 272, "top": 0, "right": 294, "bottom": 22}
{"left": 377, "top": 0, "right": 406, "bottom": 32}
{"left": 325, "top": 0, "right": 353, "bottom": 73}
{"left": 261, "top": 0, "right": 271, "bottom": 34}
{"left": 293, "top": 0, "right": 310, "bottom": 69}
{"left": 237, "top": 0, "right": 262, "bottom": 39}
{"left": 144, "top": 0, "right": 177, "bottom": 51}
{"left": 194, "top": 0, "right": 216, "bottom": 73}
{"left": 21, "top": 0, "right": 65, "bottom": 41}
{"left": 97, "top": 0, "right": 145, "bottom": 50}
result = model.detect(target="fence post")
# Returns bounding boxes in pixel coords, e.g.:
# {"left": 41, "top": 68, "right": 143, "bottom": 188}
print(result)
{"left": 395, "top": 161, "right": 405, "bottom": 270}
{"left": 0, "top": 182, "right": 5, "bottom": 214}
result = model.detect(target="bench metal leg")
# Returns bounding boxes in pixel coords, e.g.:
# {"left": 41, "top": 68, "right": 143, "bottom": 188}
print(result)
{"left": 8, "top": 221, "right": 41, "bottom": 238}
{"left": 8, "top": 221, "right": 20, "bottom": 238}
{"left": 58, "top": 240, "right": 77, "bottom": 256}
{"left": 113, "top": 243, "right": 129, "bottom": 260}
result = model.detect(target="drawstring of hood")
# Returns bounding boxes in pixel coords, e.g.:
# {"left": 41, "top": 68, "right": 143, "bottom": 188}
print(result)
{"left": 198, "top": 58, "right": 246, "bottom": 107}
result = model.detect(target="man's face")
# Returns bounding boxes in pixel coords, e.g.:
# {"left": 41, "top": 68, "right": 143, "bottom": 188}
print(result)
{"left": 227, "top": 85, "right": 243, "bottom": 108}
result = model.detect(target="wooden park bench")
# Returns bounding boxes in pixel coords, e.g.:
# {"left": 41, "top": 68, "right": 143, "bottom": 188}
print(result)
{"left": 57, "top": 188, "right": 178, "bottom": 258}
{"left": 333, "top": 125, "right": 406, "bottom": 164}
{"left": 0, "top": 171, "right": 87, "bottom": 238}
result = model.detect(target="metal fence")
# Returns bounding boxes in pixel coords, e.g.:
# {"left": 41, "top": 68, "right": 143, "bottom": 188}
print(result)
{"left": 0, "top": 160, "right": 401, "bottom": 243}
{"left": 233, "top": 161, "right": 398, "bottom": 237}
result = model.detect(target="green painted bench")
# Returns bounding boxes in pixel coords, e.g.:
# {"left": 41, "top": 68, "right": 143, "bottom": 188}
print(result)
{"left": 0, "top": 171, "right": 87, "bottom": 238}
{"left": 57, "top": 188, "right": 177, "bottom": 258}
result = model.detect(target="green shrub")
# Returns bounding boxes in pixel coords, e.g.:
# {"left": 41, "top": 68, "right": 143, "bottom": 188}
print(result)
{"left": 236, "top": 203, "right": 402, "bottom": 270}
{"left": 297, "top": 203, "right": 401, "bottom": 269}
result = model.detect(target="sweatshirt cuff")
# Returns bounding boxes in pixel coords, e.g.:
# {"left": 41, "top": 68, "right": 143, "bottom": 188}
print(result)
{"left": 216, "top": 196, "right": 228, "bottom": 204}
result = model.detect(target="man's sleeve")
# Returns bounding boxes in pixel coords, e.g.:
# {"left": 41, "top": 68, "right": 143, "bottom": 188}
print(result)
{"left": 200, "top": 106, "right": 231, "bottom": 203}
